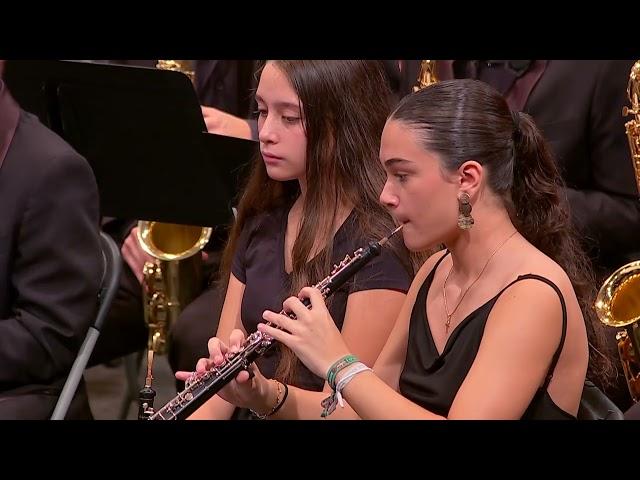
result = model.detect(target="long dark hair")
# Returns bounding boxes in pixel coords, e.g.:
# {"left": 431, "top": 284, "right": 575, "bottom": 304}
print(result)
{"left": 390, "top": 79, "right": 612, "bottom": 387}
{"left": 220, "top": 60, "right": 407, "bottom": 384}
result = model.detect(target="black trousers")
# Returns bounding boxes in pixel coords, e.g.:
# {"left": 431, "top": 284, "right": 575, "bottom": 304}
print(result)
{"left": 168, "top": 284, "right": 225, "bottom": 387}
{"left": 88, "top": 264, "right": 147, "bottom": 367}
{"left": 0, "top": 381, "right": 93, "bottom": 420}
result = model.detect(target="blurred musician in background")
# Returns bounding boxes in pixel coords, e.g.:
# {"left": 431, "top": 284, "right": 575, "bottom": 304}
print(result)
{"left": 0, "top": 61, "right": 102, "bottom": 419}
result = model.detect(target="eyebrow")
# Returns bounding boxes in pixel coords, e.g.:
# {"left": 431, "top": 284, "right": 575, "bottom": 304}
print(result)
{"left": 384, "top": 158, "right": 414, "bottom": 168}
{"left": 255, "top": 95, "right": 300, "bottom": 111}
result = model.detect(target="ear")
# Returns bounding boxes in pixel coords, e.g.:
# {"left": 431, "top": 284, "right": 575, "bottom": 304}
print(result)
{"left": 456, "top": 160, "right": 483, "bottom": 197}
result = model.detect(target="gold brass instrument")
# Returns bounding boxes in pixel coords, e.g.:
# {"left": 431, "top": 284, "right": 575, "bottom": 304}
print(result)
{"left": 594, "top": 60, "right": 640, "bottom": 403}
{"left": 155, "top": 60, "right": 195, "bottom": 82}
{"left": 414, "top": 60, "right": 439, "bottom": 91}
{"left": 623, "top": 60, "right": 640, "bottom": 194}
{"left": 137, "top": 222, "right": 211, "bottom": 355}
{"left": 595, "top": 261, "right": 640, "bottom": 402}
{"left": 136, "top": 60, "right": 212, "bottom": 418}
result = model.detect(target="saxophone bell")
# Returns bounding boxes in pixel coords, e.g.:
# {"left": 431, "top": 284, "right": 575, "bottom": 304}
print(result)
{"left": 138, "top": 221, "right": 212, "bottom": 356}
{"left": 595, "top": 260, "right": 640, "bottom": 402}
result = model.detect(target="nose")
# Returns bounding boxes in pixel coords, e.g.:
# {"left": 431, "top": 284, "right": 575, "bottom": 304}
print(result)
{"left": 379, "top": 179, "right": 399, "bottom": 210}
{"left": 258, "top": 114, "right": 278, "bottom": 144}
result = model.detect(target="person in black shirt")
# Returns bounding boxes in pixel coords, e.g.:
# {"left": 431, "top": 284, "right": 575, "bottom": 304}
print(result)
{"left": 205, "top": 79, "right": 613, "bottom": 420}
{"left": 176, "top": 60, "right": 412, "bottom": 419}
{"left": 93, "top": 60, "right": 408, "bottom": 379}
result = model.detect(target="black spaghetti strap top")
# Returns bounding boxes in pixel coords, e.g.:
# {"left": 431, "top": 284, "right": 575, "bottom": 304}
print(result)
{"left": 398, "top": 252, "right": 575, "bottom": 420}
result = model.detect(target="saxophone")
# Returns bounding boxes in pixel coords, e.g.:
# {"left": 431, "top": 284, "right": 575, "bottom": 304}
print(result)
{"left": 624, "top": 60, "right": 640, "bottom": 194}
{"left": 135, "top": 60, "right": 213, "bottom": 418}
{"left": 594, "top": 60, "right": 640, "bottom": 403}
{"left": 414, "top": 60, "right": 439, "bottom": 91}
{"left": 141, "top": 225, "right": 404, "bottom": 420}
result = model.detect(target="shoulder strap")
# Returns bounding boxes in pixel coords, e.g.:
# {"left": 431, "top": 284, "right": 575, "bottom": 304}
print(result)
{"left": 431, "top": 250, "right": 450, "bottom": 275}
{"left": 415, "top": 250, "right": 450, "bottom": 302}
{"left": 498, "top": 273, "right": 568, "bottom": 390}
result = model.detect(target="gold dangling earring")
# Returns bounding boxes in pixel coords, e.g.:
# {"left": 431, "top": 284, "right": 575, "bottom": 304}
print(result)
{"left": 457, "top": 192, "right": 474, "bottom": 230}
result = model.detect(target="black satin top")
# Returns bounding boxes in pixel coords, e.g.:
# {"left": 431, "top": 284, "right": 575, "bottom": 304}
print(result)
{"left": 399, "top": 252, "right": 575, "bottom": 420}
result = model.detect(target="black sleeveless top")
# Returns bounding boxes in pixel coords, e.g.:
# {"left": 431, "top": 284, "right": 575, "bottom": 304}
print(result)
{"left": 398, "top": 252, "right": 575, "bottom": 420}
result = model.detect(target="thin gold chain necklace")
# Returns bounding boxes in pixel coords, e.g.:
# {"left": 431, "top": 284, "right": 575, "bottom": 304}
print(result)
{"left": 442, "top": 230, "right": 518, "bottom": 334}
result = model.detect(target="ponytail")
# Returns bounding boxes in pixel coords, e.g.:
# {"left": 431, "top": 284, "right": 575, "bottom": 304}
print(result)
{"left": 510, "top": 111, "right": 567, "bottom": 257}
{"left": 510, "top": 112, "right": 613, "bottom": 387}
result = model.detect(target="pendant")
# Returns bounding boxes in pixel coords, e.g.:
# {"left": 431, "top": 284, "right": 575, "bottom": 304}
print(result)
{"left": 445, "top": 315, "right": 451, "bottom": 334}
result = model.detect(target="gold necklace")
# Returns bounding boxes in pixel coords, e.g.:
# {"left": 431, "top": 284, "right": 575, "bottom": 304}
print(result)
{"left": 442, "top": 230, "right": 518, "bottom": 334}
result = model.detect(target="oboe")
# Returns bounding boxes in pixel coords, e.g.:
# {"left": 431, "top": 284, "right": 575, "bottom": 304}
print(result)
{"left": 142, "top": 224, "right": 403, "bottom": 420}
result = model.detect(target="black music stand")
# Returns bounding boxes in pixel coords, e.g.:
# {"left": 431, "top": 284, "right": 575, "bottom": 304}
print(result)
{"left": 3, "top": 60, "right": 258, "bottom": 227}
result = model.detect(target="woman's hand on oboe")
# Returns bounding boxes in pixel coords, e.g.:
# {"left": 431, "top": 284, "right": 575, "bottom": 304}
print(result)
{"left": 259, "top": 287, "right": 351, "bottom": 379}
{"left": 174, "top": 331, "right": 239, "bottom": 380}
{"left": 175, "top": 330, "right": 274, "bottom": 412}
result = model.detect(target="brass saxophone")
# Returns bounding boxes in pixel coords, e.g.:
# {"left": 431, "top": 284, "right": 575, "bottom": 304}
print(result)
{"left": 142, "top": 225, "right": 404, "bottom": 420}
{"left": 414, "top": 60, "right": 439, "bottom": 91}
{"left": 624, "top": 60, "right": 640, "bottom": 194}
{"left": 594, "top": 60, "right": 640, "bottom": 403}
{"left": 136, "top": 60, "right": 213, "bottom": 418}
{"left": 137, "top": 222, "right": 211, "bottom": 355}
